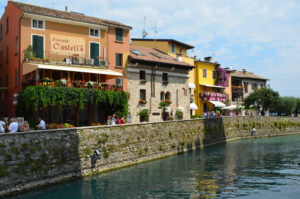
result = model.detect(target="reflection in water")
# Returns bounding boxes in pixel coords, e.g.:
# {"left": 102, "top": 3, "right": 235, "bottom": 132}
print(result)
{"left": 10, "top": 134, "right": 300, "bottom": 199}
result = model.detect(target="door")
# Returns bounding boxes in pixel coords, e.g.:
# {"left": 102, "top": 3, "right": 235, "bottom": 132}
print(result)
{"left": 32, "top": 35, "right": 44, "bottom": 59}
{"left": 90, "top": 43, "right": 100, "bottom": 66}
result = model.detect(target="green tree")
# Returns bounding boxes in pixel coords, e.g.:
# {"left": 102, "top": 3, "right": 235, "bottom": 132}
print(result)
{"left": 275, "top": 97, "right": 297, "bottom": 116}
{"left": 244, "top": 88, "right": 279, "bottom": 111}
{"left": 296, "top": 98, "right": 300, "bottom": 114}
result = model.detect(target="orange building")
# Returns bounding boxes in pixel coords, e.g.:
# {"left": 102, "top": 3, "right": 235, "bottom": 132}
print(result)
{"left": 0, "top": 1, "right": 131, "bottom": 118}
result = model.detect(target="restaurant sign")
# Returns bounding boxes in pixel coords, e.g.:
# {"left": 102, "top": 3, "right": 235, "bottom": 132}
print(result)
{"left": 50, "top": 34, "right": 85, "bottom": 55}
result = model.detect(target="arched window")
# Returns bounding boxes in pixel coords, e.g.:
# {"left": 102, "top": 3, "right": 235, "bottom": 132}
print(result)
{"left": 165, "top": 92, "right": 171, "bottom": 100}
{"left": 182, "top": 88, "right": 187, "bottom": 96}
{"left": 160, "top": 92, "right": 165, "bottom": 101}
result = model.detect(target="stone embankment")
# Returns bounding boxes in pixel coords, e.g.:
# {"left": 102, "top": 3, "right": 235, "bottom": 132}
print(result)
{"left": 1, "top": 116, "right": 300, "bottom": 197}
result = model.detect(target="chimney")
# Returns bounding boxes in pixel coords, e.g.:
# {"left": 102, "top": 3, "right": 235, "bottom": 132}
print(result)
{"left": 242, "top": 69, "right": 246, "bottom": 74}
{"left": 177, "top": 53, "right": 182, "bottom": 62}
{"left": 65, "top": 6, "right": 68, "bottom": 12}
{"left": 204, "top": 56, "right": 212, "bottom": 62}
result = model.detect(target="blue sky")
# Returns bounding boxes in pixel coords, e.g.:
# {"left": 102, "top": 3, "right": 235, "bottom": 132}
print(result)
{"left": 1, "top": 0, "right": 299, "bottom": 97}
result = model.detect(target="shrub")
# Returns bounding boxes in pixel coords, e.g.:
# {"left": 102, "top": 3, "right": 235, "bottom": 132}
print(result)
{"left": 138, "top": 109, "right": 149, "bottom": 122}
{"left": 176, "top": 110, "right": 183, "bottom": 119}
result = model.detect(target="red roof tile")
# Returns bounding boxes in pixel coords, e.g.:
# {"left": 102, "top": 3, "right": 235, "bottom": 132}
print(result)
{"left": 130, "top": 45, "right": 194, "bottom": 68}
{"left": 231, "top": 70, "right": 268, "bottom": 80}
{"left": 10, "top": 1, "right": 131, "bottom": 29}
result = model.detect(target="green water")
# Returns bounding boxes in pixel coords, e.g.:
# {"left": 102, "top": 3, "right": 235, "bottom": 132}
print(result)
{"left": 10, "top": 134, "right": 300, "bottom": 199}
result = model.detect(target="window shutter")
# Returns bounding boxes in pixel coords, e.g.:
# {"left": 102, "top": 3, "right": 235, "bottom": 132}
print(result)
{"left": 33, "top": 35, "right": 44, "bottom": 59}
{"left": 116, "top": 53, "right": 120, "bottom": 66}
{"left": 116, "top": 28, "right": 123, "bottom": 42}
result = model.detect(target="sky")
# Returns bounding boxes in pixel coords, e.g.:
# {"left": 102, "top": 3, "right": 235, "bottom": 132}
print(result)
{"left": 1, "top": 0, "right": 299, "bottom": 97}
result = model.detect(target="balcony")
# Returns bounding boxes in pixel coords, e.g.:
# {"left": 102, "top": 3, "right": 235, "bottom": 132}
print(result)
{"left": 24, "top": 50, "right": 108, "bottom": 68}
{"left": 199, "top": 92, "right": 226, "bottom": 102}
{"left": 39, "top": 78, "right": 123, "bottom": 91}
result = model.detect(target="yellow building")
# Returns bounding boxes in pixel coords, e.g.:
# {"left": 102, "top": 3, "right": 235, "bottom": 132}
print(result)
{"left": 194, "top": 57, "right": 227, "bottom": 115}
{"left": 131, "top": 38, "right": 197, "bottom": 115}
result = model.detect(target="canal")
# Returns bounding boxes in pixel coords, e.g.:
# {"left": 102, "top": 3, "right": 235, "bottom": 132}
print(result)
{"left": 10, "top": 134, "right": 300, "bottom": 199}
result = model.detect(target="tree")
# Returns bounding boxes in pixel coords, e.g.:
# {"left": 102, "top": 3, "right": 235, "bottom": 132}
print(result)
{"left": 275, "top": 97, "right": 297, "bottom": 116}
{"left": 244, "top": 88, "right": 280, "bottom": 111}
{"left": 296, "top": 98, "right": 300, "bottom": 114}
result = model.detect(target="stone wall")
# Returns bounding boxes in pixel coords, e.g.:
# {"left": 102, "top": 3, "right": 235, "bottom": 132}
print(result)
{"left": 1, "top": 116, "right": 300, "bottom": 197}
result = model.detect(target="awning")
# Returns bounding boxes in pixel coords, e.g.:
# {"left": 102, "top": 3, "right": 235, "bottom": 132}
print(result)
{"left": 177, "top": 106, "right": 185, "bottom": 112}
{"left": 188, "top": 82, "right": 196, "bottom": 89}
{"left": 221, "top": 105, "right": 242, "bottom": 110}
{"left": 190, "top": 103, "right": 198, "bottom": 110}
{"left": 23, "top": 63, "right": 123, "bottom": 78}
{"left": 199, "top": 83, "right": 225, "bottom": 89}
{"left": 209, "top": 101, "right": 226, "bottom": 108}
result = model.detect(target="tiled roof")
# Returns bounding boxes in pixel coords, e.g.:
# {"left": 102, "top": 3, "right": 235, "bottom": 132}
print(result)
{"left": 10, "top": 1, "right": 131, "bottom": 29}
{"left": 231, "top": 70, "right": 269, "bottom": 80}
{"left": 131, "top": 38, "right": 194, "bottom": 49}
{"left": 129, "top": 45, "right": 194, "bottom": 68}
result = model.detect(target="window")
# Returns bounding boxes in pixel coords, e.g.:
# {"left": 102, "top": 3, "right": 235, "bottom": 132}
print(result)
{"left": 140, "top": 89, "right": 146, "bottom": 100}
{"left": 6, "top": 46, "right": 8, "bottom": 63}
{"left": 260, "top": 84, "right": 264, "bottom": 88}
{"left": 203, "top": 69, "right": 207, "bottom": 78}
{"left": 162, "top": 73, "right": 168, "bottom": 81}
{"left": 212, "top": 71, "right": 217, "bottom": 79}
{"left": 15, "top": 69, "right": 18, "bottom": 87}
{"left": 160, "top": 92, "right": 165, "bottom": 101}
{"left": 90, "top": 28, "right": 100, "bottom": 37}
{"left": 165, "top": 92, "right": 171, "bottom": 100}
{"left": 131, "top": 50, "right": 145, "bottom": 56}
{"left": 182, "top": 88, "right": 187, "bottom": 96}
{"left": 116, "top": 78, "right": 123, "bottom": 86}
{"left": 0, "top": 24, "right": 2, "bottom": 40}
{"left": 244, "top": 82, "right": 248, "bottom": 93}
{"left": 32, "top": 19, "right": 44, "bottom": 29}
{"left": 171, "top": 43, "right": 175, "bottom": 53}
{"left": 115, "top": 28, "right": 123, "bottom": 42}
{"left": 6, "top": 17, "right": 9, "bottom": 33}
{"left": 115, "top": 53, "right": 123, "bottom": 67}
{"left": 252, "top": 83, "right": 257, "bottom": 90}
{"left": 32, "top": 35, "right": 44, "bottom": 59}
{"left": 139, "top": 70, "right": 145, "bottom": 80}
{"left": 150, "top": 52, "right": 166, "bottom": 59}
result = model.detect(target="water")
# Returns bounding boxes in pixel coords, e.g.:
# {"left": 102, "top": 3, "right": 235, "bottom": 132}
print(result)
{"left": 10, "top": 134, "right": 300, "bottom": 199}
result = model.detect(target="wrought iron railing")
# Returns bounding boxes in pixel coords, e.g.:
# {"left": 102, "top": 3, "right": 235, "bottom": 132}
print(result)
{"left": 24, "top": 50, "right": 108, "bottom": 68}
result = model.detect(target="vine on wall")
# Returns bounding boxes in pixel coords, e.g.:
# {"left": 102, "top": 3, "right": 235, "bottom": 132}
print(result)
{"left": 215, "top": 66, "right": 228, "bottom": 87}
{"left": 16, "top": 86, "right": 129, "bottom": 117}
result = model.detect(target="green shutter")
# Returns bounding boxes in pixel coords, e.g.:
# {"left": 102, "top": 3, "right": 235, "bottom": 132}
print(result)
{"left": 90, "top": 43, "right": 100, "bottom": 66}
{"left": 116, "top": 53, "right": 119, "bottom": 66}
{"left": 116, "top": 28, "right": 123, "bottom": 42}
{"left": 32, "top": 35, "right": 44, "bottom": 59}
